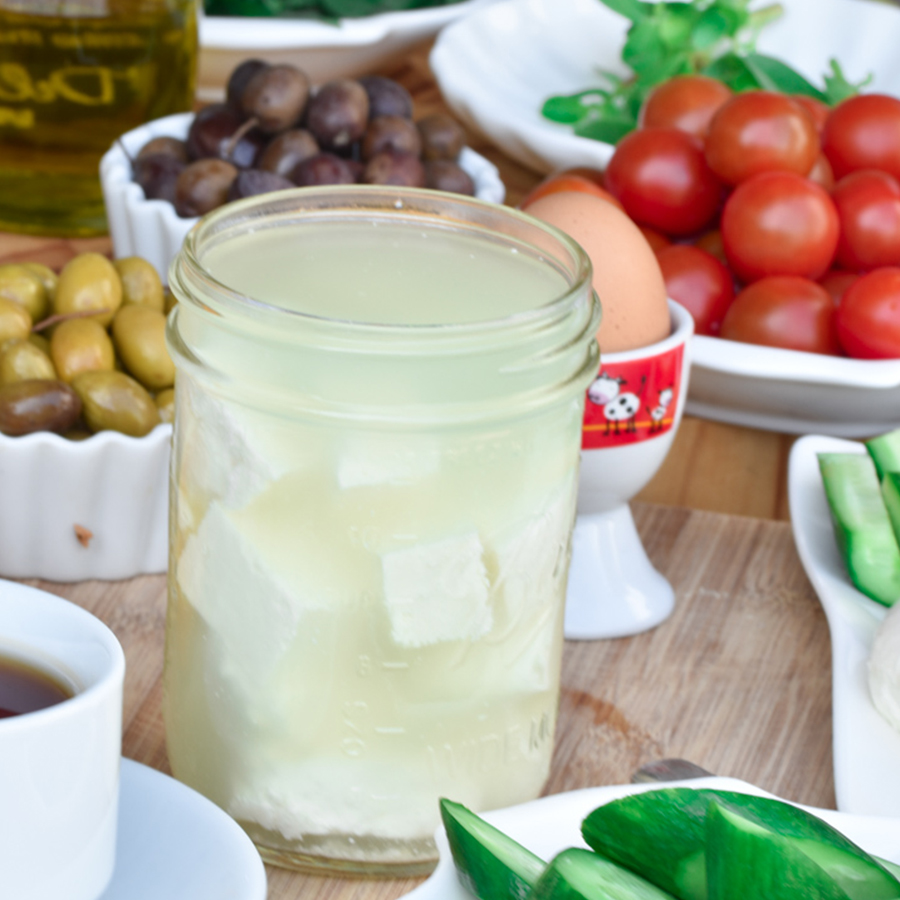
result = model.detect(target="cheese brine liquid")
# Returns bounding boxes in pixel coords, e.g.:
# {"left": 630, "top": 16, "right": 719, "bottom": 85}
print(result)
{"left": 164, "top": 190, "right": 600, "bottom": 875}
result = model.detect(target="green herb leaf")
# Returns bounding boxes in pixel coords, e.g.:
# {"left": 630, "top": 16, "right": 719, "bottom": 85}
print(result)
{"left": 541, "top": 90, "right": 612, "bottom": 125}
{"left": 692, "top": 8, "right": 736, "bottom": 50}
{"left": 702, "top": 52, "right": 761, "bottom": 92}
{"left": 596, "top": 0, "right": 653, "bottom": 24}
{"left": 574, "top": 114, "right": 638, "bottom": 143}
{"left": 742, "top": 52, "right": 828, "bottom": 101}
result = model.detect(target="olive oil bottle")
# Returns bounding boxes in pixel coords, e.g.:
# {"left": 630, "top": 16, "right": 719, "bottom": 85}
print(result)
{"left": 0, "top": 0, "right": 197, "bottom": 236}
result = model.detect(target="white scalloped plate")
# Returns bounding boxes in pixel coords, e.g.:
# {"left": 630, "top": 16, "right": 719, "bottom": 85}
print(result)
{"left": 788, "top": 434, "right": 900, "bottom": 817}
{"left": 101, "top": 112, "right": 506, "bottom": 283}
{"left": 432, "top": 0, "right": 900, "bottom": 436}
{"left": 402, "top": 777, "right": 900, "bottom": 900}
{"left": 197, "top": 0, "right": 502, "bottom": 101}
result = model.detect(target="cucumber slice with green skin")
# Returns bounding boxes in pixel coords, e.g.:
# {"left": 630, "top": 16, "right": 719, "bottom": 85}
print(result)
{"left": 866, "top": 428, "right": 900, "bottom": 480}
{"left": 528, "top": 848, "right": 676, "bottom": 900}
{"left": 440, "top": 799, "right": 546, "bottom": 900}
{"left": 877, "top": 858, "right": 900, "bottom": 882}
{"left": 706, "top": 800, "right": 849, "bottom": 900}
{"left": 883, "top": 472, "right": 900, "bottom": 546}
{"left": 581, "top": 788, "right": 900, "bottom": 900}
{"left": 818, "top": 453, "right": 900, "bottom": 606}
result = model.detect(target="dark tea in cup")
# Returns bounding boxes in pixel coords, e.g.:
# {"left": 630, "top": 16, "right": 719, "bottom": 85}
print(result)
{"left": 0, "top": 654, "right": 73, "bottom": 719}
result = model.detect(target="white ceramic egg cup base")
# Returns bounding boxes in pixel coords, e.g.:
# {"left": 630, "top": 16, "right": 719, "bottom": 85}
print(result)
{"left": 562, "top": 301, "right": 693, "bottom": 642}
{"left": 564, "top": 505, "right": 674, "bottom": 640}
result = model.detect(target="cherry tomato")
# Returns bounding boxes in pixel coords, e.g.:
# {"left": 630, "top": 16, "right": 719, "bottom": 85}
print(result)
{"left": 656, "top": 244, "right": 734, "bottom": 336}
{"left": 519, "top": 173, "right": 624, "bottom": 211}
{"left": 604, "top": 127, "right": 722, "bottom": 235}
{"left": 822, "top": 94, "right": 900, "bottom": 181}
{"left": 705, "top": 91, "right": 820, "bottom": 185}
{"left": 807, "top": 154, "right": 835, "bottom": 192}
{"left": 694, "top": 229, "right": 727, "bottom": 264}
{"left": 639, "top": 75, "right": 733, "bottom": 138}
{"left": 639, "top": 225, "right": 671, "bottom": 253}
{"left": 720, "top": 276, "right": 840, "bottom": 354}
{"left": 819, "top": 270, "right": 860, "bottom": 305}
{"left": 831, "top": 170, "right": 900, "bottom": 271}
{"left": 836, "top": 267, "right": 900, "bottom": 358}
{"left": 792, "top": 95, "right": 830, "bottom": 133}
{"left": 721, "top": 171, "right": 839, "bottom": 282}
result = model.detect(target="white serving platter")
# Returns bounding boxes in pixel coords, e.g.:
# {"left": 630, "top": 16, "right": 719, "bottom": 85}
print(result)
{"left": 402, "top": 776, "right": 900, "bottom": 900}
{"left": 789, "top": 434, "right": 900, "bottom": 817}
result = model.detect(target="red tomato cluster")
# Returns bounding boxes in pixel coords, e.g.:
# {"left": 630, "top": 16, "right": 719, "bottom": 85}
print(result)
{"left": 523, "top": 76, "right": 900, "bottom": 359}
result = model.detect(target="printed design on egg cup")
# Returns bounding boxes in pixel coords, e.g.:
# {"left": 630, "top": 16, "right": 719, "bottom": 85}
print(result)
{"left": 582, "top": 343, "right": 684, "bottom": 449}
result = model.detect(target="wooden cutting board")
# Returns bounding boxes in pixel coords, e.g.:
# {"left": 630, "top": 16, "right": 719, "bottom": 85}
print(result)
{"left": 19, "top": 501, "right": 832, "bottom": 900}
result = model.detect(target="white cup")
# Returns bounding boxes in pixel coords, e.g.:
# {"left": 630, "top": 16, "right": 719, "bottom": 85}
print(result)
{"left": 0, "top": 579, "right": 125, "bottom": 900}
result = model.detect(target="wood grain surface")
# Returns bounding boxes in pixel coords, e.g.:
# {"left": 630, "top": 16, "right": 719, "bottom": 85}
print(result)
{"left": 21, "top": 502, "right": 831, "bottom": 900}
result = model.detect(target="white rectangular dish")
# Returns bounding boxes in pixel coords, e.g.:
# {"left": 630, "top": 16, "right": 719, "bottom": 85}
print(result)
{"left": 789, "top": 434, "right": 900, "bottom": 817}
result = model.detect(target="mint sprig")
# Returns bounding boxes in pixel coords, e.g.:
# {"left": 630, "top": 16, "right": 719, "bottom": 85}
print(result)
{"left": 541, "top": 0, "right": 870, "bottom": 143}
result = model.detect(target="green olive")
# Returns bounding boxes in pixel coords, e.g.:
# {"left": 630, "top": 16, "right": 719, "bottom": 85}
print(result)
{"left": 0, "top": 296, "right": 32, "bottom": 344}
{"left": 164, "top": 288, "right": 177, "bottom": 315}
{"left": 111, "top": 304, "right": 175, "bottom": 391}
{"left": 0, "top": 264, "right": 48, "bottom": 323}
{"left": 114, "top": 257, "right": 165, "bottom": 312}
{"left": 54, "top": 252, "right": 122, "bottom": 327}
{"left": 0, "top": 339, "right": 56, "bottom": 385}
{"left": 28, "top": 332, "right": 51, "bottom": 356}
{"left": 71, "top": 370, "right": 160, "bottom": 437}
{"left": 0, "top": 379, "right": 82, "bottom": 436}
{"left": 21, "top": 263, "right": 58, "bottom": 305}
{"left": 64, "top": 429, "right": 93, "bottom": 441}
{"left": 50, "top": 318, "right": 115, "bottom": 384}
{"left": 155, "top": 387, "right": 175, "bottom": 424}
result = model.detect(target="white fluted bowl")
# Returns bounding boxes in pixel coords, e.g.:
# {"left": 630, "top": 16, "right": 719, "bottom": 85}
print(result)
{"left": 101, "top": 112, "right": 507, "bottom": 283}
{"left": 0, "top": 425, "right": 170, "bottom": 581}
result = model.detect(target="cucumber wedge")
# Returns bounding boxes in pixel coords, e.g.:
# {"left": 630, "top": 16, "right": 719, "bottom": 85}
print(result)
{"left": 884, "top": 472, "right": 900, "bottom": 546}
{"left": 818, "top": 453, "right": 900, "bottom": 606}
{"left": 440, "top": 799, "right": 546, "bottom": 900}
{"left": 581, "top": 788, "right": 900, "bottom": 900}
{"left": 528, "top": 848, "right": 676, "bottom": 900}
{"left": 866, "top": 428, "right": 900, "bottom": 480}
{"left": 705, "top": 800, "right": 849, "bottom": 900}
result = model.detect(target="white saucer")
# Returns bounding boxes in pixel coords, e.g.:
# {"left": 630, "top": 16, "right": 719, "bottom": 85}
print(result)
{"left": 100, "top": 759, "right": 267, "bottom": 900}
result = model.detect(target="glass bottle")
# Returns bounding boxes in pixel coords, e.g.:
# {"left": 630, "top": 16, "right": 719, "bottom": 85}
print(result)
{"left": 0, "top": 0, "right": 197, "bottom": 236}
{"left": 163, "top": 186, "right": 600, "bottom": 876}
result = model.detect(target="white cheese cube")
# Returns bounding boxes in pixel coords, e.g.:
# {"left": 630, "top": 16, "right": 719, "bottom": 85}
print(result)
{"left": 177, "top": 502, "right": 303, "bottom": 686}
{"left": 337, "top": 434, "right": 440, "bottom": 490}
{"left": 382, "top": 531, "right": 491, "bottom": 647}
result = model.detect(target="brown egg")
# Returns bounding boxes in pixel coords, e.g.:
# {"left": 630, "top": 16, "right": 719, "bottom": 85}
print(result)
{"left": 525, "top": 191, "right": 670, "bottom": 353}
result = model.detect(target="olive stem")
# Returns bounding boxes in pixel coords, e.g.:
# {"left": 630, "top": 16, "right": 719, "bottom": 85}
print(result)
{"left": 33, "top": 308, "right": 112, "bottom": 332}
{"left": 222, "top": 116, "right": 259, "bottom": 163}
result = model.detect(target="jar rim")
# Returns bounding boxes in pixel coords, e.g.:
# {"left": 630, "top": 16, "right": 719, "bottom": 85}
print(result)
{"left": 170, "top": 185, "right": 595, "bottom": 340}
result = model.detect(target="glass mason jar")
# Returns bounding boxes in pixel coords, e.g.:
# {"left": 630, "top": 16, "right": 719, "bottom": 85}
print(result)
{"left": 164, "top": 186, "right": 600, "bottom": 876}
{"left": 0, "top": 0, "right": 197, "bottom": 236}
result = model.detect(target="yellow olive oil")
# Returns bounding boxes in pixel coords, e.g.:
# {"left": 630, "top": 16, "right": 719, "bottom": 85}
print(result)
{"left": 0, "top": 0, "right": 197, "bottom": 236}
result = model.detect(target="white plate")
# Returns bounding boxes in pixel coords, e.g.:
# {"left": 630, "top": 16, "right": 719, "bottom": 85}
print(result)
{"left": 432, "top": 0, "right": 900, "bottom": 436}
{"left": 788, "top": 434, "right": 900, "bottom": 817}
{"left": 403, "top": 776, "right": 900, "bottom": 900}
{"left": 198, "top": 0, "right": 502, "bottom": 101}
{"left": 102, "top": 758, "right": 266, "bottom": 900}
{"left": 101, "top": 112, "right": 507, "bottom": 283}
{"left": 687, "top": 338, "right": 900, "bottom": 437}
